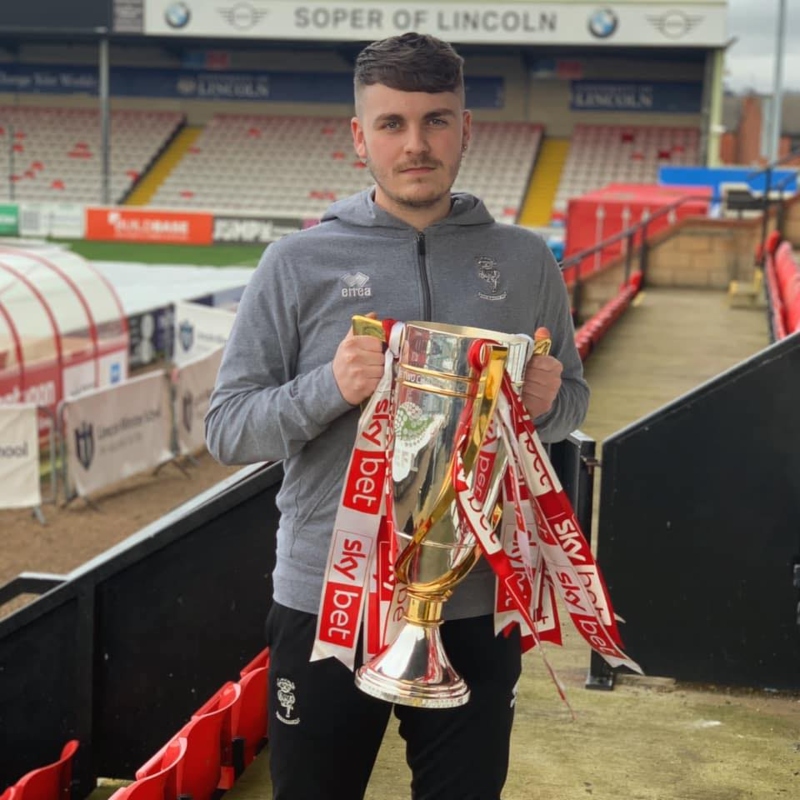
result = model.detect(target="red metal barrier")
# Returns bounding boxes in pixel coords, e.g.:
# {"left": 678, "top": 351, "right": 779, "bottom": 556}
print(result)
{"left": 574, "top": 274, "right": 640, "bottom": 361}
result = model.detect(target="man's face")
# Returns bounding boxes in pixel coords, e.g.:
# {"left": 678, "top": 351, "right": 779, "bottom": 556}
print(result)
{"left": 352, "top": 83, "right": 471, "bottom": 221}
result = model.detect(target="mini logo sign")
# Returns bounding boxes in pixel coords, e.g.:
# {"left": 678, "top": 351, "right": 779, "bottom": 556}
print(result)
{"left": 477, "top": 256, "right": 507, "bottom": 301}
{"left": 182, "top": 391, "right": 194, "bottom": 433}
{"left": 218, "top": 3, "right": 269, "bottom": 30}
{"left": 165, "top": 2, "right": 192, "bottom": 29}
{"left": 179, "top": 320, "right": 195, "bottom": 352}
{"left": 213, "top": 216, "right": 302, "bottom": 243}
{"left": 0, "top": 442, "right": 28, "bottom": 459}
{"left": 74, "top": 422, "right": 95, "bottom": 470}
{"left": 341, "top": 272, "right": 372, "bottom": 298}
{"left": 647, "top": 10, "right": 703, "bottom": 40}
{"left": 588, "top": 8, "right": 618, "bottom": 39}
{"left": 276, "top": 677, "right": 300, "bottom": 725}
{"left": 176, "top": 77, "right": 198, "bottom": 95}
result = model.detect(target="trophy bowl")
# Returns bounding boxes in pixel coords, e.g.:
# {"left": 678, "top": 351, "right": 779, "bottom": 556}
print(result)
{"left": 354, "top": 320, "right": 532, "bottom": 708}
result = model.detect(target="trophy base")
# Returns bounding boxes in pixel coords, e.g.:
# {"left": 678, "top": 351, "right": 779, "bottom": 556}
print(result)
{"left": 355, "top": 619, "right": 470, "bottom": 709}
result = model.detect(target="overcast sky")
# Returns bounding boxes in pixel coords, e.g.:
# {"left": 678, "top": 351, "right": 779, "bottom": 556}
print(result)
{"left": 726, "top": 0, "right": 799, "bottom": 93}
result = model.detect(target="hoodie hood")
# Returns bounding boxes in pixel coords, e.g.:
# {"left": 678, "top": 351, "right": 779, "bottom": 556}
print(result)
{"left": 320, "top": 187, "right": 494, "bottom": 231}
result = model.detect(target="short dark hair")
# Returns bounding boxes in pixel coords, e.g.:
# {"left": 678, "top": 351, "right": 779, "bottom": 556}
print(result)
{"left": 354, "top": 33, "right": 465, "bottom": 104}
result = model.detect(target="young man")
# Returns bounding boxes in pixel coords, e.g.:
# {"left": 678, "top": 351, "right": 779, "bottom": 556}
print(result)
{"left": 206, "top": 32, "right": 589, "bottom": 800}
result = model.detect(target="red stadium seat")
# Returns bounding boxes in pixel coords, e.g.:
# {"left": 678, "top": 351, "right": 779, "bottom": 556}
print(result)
{"left": 191, "top": 681, "right": 243, "bottom": 793}
{"left": 232, "top": 664, "right": 269, "bottom": 776}
{"left": 137, "top": 683, "right": 241, "bottom": 799}
{"left": 765, "top": 230, "right": 782, "bottom": 258}
{"left": 13, "top": 740, "right": 79, "bottom": 800}
{"left": 113, "top": 738, "right": 187, "bottom": 800}
{"left": 783, "top": 274, "right": 800, "bottom": 332}
{"left": 240, "top": 647, "right": 270, "bottom": 677}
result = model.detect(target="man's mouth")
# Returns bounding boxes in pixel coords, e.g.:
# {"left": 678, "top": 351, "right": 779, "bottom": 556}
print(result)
{"left": 399, "top": 164, "right": 437, "bottom": 173}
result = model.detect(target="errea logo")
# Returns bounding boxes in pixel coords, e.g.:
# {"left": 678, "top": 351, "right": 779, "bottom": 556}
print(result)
{"left": 341, "top": 272, "right": 372, "bottom": 298}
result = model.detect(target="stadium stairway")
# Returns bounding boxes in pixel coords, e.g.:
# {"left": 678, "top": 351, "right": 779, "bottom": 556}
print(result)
{"left": 126, "top": 125, "right": 203, "bottom": 206}
{"left": 518, "top": 137, "right": 570, "bottom": 227}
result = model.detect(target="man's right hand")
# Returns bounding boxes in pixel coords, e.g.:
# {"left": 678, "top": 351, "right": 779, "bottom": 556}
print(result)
{"left": 332, "top": 320, "right": 385, "bottom": 405}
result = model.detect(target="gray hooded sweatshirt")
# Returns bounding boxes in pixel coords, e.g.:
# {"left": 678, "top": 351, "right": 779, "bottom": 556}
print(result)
{"left": 205, "top": 188, "right": 589, "bottom": 619}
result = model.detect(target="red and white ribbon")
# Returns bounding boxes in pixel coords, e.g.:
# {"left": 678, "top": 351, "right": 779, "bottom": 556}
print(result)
{"left": 311, "top": 323, "right": 401, "bottom": 668}
{"left": 314, "top": 332, "right": 641, "bottom": 681}
{"left": 495, "top": 373, "right": 638, "bottom": 672}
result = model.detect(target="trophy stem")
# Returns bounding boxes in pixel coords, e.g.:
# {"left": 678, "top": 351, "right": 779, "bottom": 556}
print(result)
{"left": 354, "top": 593, "right": 470, "bottom": 708}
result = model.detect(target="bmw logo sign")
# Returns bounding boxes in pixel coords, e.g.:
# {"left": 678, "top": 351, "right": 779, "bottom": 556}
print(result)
{"left": 165, "top": 2, "right": 192, "bottom": 29}
{"left": 588, "top": 9, "right": 619, "bottom": 39}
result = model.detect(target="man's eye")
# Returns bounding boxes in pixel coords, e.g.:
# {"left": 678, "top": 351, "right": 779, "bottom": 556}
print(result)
{"left": 429, "top": 118, "right": 447, "bottom": 126}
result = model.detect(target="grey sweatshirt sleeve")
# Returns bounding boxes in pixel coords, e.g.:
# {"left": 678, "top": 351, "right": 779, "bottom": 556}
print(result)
{"left": 204, "top": 244, "right": 352, "bottom": 465}
{"left": 531, "top": 240, "right": 590, "bottom": 443}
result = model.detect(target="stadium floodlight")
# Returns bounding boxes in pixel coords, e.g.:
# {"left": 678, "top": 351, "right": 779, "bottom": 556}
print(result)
{"left": 768, "top": 0, "right": 787, "bottom": 162}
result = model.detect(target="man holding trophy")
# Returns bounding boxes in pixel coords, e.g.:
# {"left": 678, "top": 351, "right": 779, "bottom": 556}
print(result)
{"left": 206, "top": 32, "right": 635, "bottom": 800}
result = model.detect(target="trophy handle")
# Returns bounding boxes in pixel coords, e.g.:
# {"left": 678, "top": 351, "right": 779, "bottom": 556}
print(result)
{"left": 351, "top": 314, "right": 388, "bottom": 342}
{"left": 395, "top": 338, "right": 509, "bottom": 588}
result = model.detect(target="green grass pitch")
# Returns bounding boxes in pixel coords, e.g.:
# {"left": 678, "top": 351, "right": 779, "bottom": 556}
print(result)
{"left": 57, "top": 239, "right": 267, "bottom": 267}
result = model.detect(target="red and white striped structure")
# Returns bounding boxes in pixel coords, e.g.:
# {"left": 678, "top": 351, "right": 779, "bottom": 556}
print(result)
{"left": 0, "top": 241, "right": 129, "bottom": 426}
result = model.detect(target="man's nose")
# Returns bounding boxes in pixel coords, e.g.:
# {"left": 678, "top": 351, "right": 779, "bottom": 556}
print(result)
{"left": 403, "top": 125, "right": 430, "bottom": 154}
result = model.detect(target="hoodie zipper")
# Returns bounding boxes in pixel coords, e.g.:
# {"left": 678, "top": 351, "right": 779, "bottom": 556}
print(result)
{"left": 416, "top": 232, "right": 432, "bottom": 320}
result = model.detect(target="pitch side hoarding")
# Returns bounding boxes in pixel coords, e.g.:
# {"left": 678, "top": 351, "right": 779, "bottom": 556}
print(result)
{"left": 142, "top": 1, "right": 728, "bottom": 47}
{"left": 85, "top": 207, "right": 214, "bottom": 245}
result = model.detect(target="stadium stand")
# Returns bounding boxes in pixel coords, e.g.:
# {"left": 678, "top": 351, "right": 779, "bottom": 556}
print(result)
{"left": 453, "top": 122, "right": 543, "bottom": 222}
{"left": 148, "top": 114, "right": 542, "bottom": 222}
{"left": 0, "top": 107, "right": 184, "bottom": 204}
{"left": 552, "top": 124, "right": 701, "bottom": 219}
{"left": 149, "top": 113, "right": 369, "bottom": 216}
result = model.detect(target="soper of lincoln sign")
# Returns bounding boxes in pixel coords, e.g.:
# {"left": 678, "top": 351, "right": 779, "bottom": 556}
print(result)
{"left": 143, "top": 2, "right": 728, "bottom": 47}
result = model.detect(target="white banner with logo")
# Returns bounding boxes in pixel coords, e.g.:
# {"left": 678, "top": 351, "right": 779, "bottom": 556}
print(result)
{"left": 173, "top": 301, "right": 234, "bottom": 367}
{"left": 0, "top": 405, "right": 41, "bottom": 509}
{"left": 144, "top": 1, "right": 727, "bottom": 47}
{"left": 174, "top": 346, "right": 223, "bottom": 455}
{"left": 18, "top": 203, "right": 86, "bottom": 239}
{"left": 63, "top": 371, "right": 173, "bottom": 498}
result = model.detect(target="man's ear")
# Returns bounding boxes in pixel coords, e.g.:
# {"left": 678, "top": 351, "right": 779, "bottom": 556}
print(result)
{"left": 351, "top": 116, "right": 367, "bottom": 160}
{"left": 462, "top": 109, "right": 472, "bottom": 152}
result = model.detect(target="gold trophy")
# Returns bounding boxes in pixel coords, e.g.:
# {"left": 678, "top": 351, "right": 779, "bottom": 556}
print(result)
{"left": 351, "top": 317, "right": 533, "bottom": 708}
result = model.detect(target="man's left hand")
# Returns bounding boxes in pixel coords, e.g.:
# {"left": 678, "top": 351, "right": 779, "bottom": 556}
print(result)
{"left": 521, "top": 354, "right": 563, "bottom": 420}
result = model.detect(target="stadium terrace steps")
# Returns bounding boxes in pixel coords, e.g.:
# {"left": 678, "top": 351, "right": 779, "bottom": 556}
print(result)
{"left": 0, "top": 106, "right": 184, "bottom": 205}
{"left": 126, "top": 125, "right": 203, "bottom": 206}
{"left": 552, "top": 124, "right": 701, "bottom": 219}
{"left": 146, "top": 115, "right": 543, "bottom": 223}
{"left": 518, "top": 137, "right": 571, "bottom": 228}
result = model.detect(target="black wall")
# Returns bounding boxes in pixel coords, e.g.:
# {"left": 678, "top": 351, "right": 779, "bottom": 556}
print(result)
{"left": 597, "top": 333, "right": 800, "bottom": 689}
{"left": 0, "top": 462, "right": 281, "bottom": 791}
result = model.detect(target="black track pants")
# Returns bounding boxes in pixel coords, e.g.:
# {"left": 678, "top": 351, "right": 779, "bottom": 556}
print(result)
{"left": 265, "top": 602, "right": 522, "bottom": 800}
